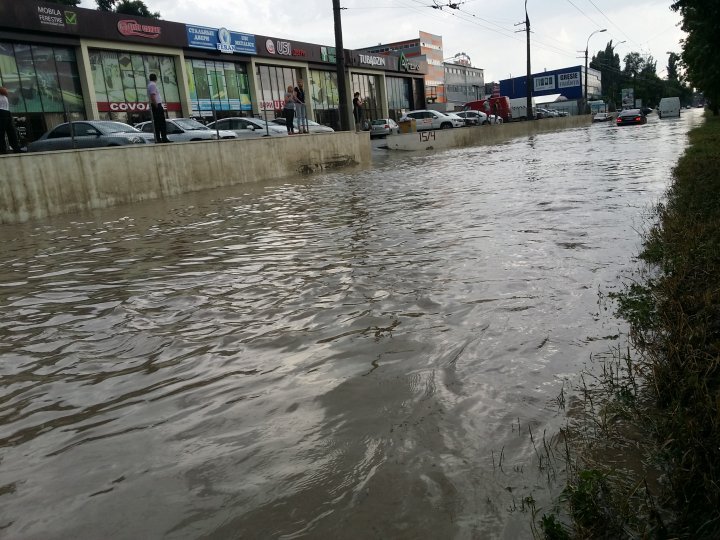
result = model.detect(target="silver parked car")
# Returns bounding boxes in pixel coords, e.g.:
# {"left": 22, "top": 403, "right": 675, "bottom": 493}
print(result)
{"left": 135, "top": 118, "right": 237, "bottom": 141}
{"left": 370, "top": 118, "right": 399, "bottom": 138}
{"left": 207, "top": 117, "right": 288, "bottom": 138}
{"left": 27, "top": 121, "right": 152, "bottom": 152}
{"left": 270, "top": 117, "right": 335, "bottom": 133}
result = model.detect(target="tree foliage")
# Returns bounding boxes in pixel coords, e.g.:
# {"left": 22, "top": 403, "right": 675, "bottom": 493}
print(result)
{"left": 96, "top": 0, "right": 160, "bottom": 19}
{"left": 672, "top": 0, "right": 720, "bottom": 114}
{"left": 590, "top": 42, "right": 692, "bottom": 109}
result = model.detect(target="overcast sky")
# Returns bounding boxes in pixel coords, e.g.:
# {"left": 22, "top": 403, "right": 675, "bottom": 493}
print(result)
{"left": 78, "top": 0, "right": 685, "bottom": 82}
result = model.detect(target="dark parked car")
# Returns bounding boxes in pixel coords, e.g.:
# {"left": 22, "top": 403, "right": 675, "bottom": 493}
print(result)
{"left": 27, "top": 121, "right": 152, "bottom": 152}
{"left": 616, "top": 108, "right": 647, "bottom": 126}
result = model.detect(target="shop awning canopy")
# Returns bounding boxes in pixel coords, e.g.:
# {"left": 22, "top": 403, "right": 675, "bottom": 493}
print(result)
{"left": 534, "top": 93, "right": 567, "bottom": 104}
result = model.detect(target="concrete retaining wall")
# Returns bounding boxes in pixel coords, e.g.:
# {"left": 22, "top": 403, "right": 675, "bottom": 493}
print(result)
{"left": 0, "top": 132, "right": 370, "bottom": 224}
{"left": 386, "top": 115, "right": 592, "bottom": 151}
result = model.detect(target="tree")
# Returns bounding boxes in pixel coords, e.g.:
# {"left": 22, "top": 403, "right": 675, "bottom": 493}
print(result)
{"left": 47, "top": 0, "right": 82, "bottom": 6}
{"left": 96, "top": 0, "right": 160, "bottom": 18}
{"left": 590, "top": 41, "right": 623, "bottom": 109}
{"left": 672, "top": 0, "right": 720, "bottom": 114}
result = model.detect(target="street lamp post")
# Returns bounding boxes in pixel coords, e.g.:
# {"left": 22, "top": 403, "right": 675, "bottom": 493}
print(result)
{"left": 584, "top": 28, "right": 607, "bottom": 113}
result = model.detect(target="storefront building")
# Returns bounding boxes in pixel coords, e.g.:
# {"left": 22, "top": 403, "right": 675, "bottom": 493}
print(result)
{"left": 0, "top": 0, "right": 426, "bottom": 141}
{"left": 499, "top": 65, "right": 602, "bottom": 114}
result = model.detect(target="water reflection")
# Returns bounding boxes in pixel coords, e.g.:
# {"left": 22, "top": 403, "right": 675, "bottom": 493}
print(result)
{"left": 0, "top": 111, "right": 703, "bottom": 538}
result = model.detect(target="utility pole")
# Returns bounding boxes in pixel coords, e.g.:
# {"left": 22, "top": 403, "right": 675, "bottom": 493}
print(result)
{"left": 525, "top": 1, "right": 532, "bottom": 121}
{"left": 515, "top": 1, "right": 532, "bottom": 120}
{"left": 332, "top": 0, "right": 350, "bottom": 131}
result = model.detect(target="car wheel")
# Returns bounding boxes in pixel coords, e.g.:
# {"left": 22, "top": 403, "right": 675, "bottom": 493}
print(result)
{"left": 191, "top": 138, "right": 202, "bottom": 141}
{"left": 440, "top": 122, "right": 452, "bottom": 129}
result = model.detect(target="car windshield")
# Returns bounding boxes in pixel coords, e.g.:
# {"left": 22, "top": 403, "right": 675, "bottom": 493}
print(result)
{"left": 96, "top": 121, "right": 140, "bottom": 134}
{"left": 371, "top": 120, "right": 387, "bottom": 125}
{"left": 174, "top": 118, "right": 209, "bottom": 131}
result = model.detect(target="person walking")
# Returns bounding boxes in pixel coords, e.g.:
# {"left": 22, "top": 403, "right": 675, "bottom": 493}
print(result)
{"left": 283, "top": 85, "right": 297, "bottom": 135}
{"left": 353, "top": 92, "right": 363, "bottom": 133}
{"left": 147, "top": 73, "right": 170, "bottom": 143}
{"left": 294, "top": 79, "right": 307, "bottom": 134}
{"left": 483, "top": 99, "right": 491, "bottom": 125}
{"left": 0, "top": 87, "right": 22, "bottom": 154}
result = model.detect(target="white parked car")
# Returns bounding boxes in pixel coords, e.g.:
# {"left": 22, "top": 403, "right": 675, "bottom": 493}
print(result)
{"left": 270, "top": 117, "right": 335, "bottom": 133}
{"left": 207, "top": 117, "right": 288, "bottom": 138}
{"left": 455, "top": 110, "right": 488, "bottom": 125}
{"left": 400, "top": 109, "right": 462, "bottom": 130}
{"left": 136, "top": 118, "right": 237, "bottom": 141}
{"left": 444, "top": 112, "right": 469, "bottom": 127}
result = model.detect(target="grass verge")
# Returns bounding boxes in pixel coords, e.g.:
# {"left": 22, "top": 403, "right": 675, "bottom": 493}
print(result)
{"left": 539, "top": 113, "right": 720, "bottom": 539}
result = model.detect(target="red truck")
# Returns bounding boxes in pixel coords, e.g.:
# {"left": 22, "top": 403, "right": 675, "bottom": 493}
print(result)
{"left": 463, "top": 96, "right": 512, "bottom": 122}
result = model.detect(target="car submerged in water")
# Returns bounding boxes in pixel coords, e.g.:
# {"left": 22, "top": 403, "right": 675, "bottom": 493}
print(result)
{"left": 27, "top": 120, "right": 153, "bottom": 152}
{"left": 616, "top": 108, "right": 647, "bottom": 126}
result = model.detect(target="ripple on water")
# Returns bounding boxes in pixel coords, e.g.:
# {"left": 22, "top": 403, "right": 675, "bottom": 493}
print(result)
{"left": 0, "top": 111, "right": 703, "bottom": 538}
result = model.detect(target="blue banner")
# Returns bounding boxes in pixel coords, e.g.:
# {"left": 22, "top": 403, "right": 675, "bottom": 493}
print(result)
{"left": 186, "top": 25, "right": 256, "bottom": 55}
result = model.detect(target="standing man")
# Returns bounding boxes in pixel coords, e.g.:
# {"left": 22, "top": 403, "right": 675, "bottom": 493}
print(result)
{"left": 0, "top": 87, "right": 22, "bottom": 154}
{"left": 483, "top": 99, "right": 491, "bottom": 125}
{"left": 147, "top": 73, "right": 170, "bottom": 143}
{"left": 353, "top": 92, "right": 363, "bottom": 133}
{"left": 294, "top": 79, "right": 307, "bottom": 134}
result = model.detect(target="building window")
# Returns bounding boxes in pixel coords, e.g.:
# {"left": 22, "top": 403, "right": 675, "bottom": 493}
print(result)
{"left": 308, "top": 69, "right": 339, "bottom": 130}
{"left": 386, "top": 76, "right": 412, "bottom": 121}
{"left": 89, "top": 49, "right": 180, "bottom": 123}
{"left": 186, "top": 59, "right": 251, "bottom": 119}
{"left": 0, "top": 41, "right": 84, "bottom": 116}
{"left": 351, "top": 73, "right": 381, "bottom": 123}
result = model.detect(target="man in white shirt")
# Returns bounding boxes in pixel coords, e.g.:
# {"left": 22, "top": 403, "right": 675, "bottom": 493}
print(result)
{"left": 0, "top": 86, "right": 21, "bottom": 154}
{"left": 147, "top": 73, "right": 170, "bottom": 143}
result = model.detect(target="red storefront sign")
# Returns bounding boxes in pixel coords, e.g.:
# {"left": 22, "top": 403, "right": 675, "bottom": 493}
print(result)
{"left": 97, "top": 102, "right": 182, "bottom": 112}
{"left": 117, "top": 19, "right": 162, "bottom": 39}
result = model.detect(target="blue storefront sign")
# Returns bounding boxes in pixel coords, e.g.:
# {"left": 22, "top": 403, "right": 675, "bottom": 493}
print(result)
{"left": 186, "top": 25, "right": 256, "bottom": 55}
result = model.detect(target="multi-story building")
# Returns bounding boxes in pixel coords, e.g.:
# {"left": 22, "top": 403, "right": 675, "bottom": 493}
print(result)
{"left": 358, "top": 30, "right": 444, "bottom": 107}
{"left": 443, "top": 53, "right": 484, "bottom": 110}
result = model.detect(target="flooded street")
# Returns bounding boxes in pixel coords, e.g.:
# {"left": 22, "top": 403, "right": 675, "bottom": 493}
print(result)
{"left": 0, "top": 111, "right": 703, "bottom": 539}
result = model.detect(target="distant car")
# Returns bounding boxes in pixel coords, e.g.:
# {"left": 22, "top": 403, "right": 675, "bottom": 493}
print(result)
{"left": 400, "top": 110, "right": 463, "bottom": 130}
{"left": 455, "top": 110, "right": 488, "bottom": 125}
{"left": 136, "top": 118, "right": 237, "bottom": 141}
{"left": 207, "top": 117, "right": 287, "bottom": 138}
{"left": 593, "top": 112, "right": 613, "bottom": 122}
{"left": 616, "top": 108, "right": 647, "bottom": 126}
{"left": 27, "top": 120, "right": 152, "bottom": 152}
{"left": 270, "top": 117, "right": 335, "bottom": 133}
{"left": 370, "top": 118, "right": 399, "bottom": 138}
{"left": 536, "top": 108, "right": 553, "bottom": 119}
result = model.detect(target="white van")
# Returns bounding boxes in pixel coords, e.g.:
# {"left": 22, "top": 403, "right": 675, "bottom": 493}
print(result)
{"left": 658, "top": 97, "right": 681, "bottom": 119}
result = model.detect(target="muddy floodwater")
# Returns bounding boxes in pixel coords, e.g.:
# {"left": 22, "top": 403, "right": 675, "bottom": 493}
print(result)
{"left": 0, "top": 111, "right": 703, "bottom": 539}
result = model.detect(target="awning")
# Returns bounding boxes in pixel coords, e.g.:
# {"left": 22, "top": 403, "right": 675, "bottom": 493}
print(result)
{"left": 534, "top": 93, "right": 566, "bottom": 105}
